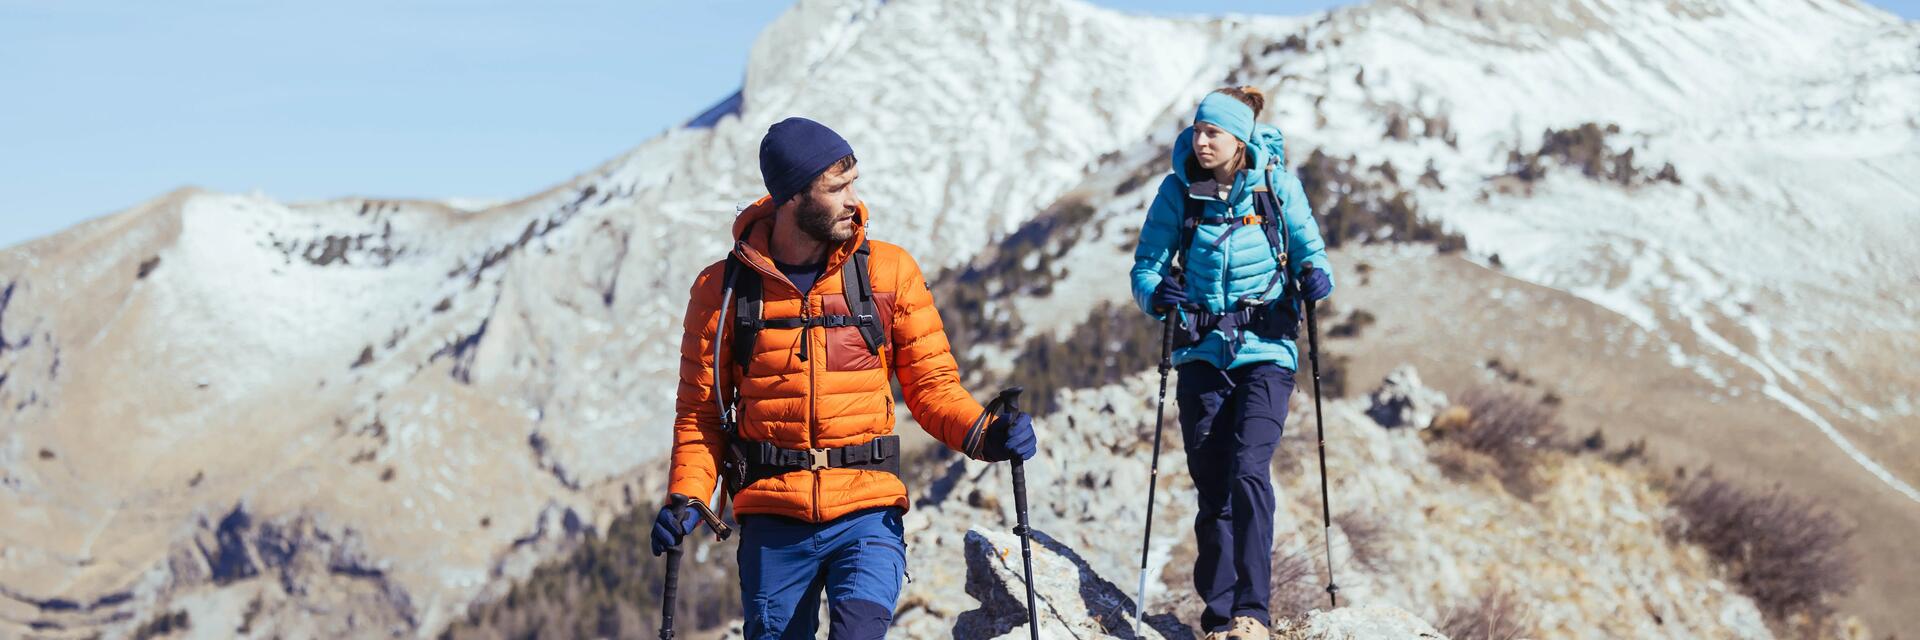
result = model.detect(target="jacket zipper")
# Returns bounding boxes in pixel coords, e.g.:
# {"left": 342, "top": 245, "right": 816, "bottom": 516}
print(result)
{"left": 1217, "top": 198, "right": 1233, "bottom": 307}
{"left": 808, "top": 257, "right": 853, "bottom": 523}
{"left": 735, "top": 246, "right": 836, "bottom": 523}
{"left": 805, "top": 292, "right": 822, "bottom": 522}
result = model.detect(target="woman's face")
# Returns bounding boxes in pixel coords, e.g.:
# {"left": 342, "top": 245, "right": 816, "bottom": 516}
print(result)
{"left": 1192, "top": 122, "right": 1243, "bottom": 173}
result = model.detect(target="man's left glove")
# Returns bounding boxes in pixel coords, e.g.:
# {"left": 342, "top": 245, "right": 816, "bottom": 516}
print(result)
{"left": 981, "top": 411, "right": 1037, "bottom": 462}
{"left": 1299, "top": 265, "right": 1333, "bottom": 302}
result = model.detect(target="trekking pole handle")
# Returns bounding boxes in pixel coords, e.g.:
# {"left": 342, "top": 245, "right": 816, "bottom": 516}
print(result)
{"left": 987, "top": 387, "right": 1024, "bottom": 418}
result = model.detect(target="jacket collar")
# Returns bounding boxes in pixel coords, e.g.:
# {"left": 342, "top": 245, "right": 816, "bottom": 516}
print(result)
{"left": 729, "top": 195, "right": 871, "bottom": 280}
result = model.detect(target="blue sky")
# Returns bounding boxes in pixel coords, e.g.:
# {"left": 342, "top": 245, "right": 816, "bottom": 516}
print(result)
{"left": 2, "top": 0, "right": 1914, "bottom": 250}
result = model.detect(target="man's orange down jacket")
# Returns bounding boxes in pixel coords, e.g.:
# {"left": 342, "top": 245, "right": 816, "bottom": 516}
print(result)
{"left": 669, "top": 196, "right": 987, "bottom": 522}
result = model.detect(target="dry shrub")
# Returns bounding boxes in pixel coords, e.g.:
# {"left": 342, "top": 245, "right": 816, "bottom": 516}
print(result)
{"left": 1270, "top": 545, "right": 1330, "bottom": 621}
{"left": 1578, "top": 427, "right": 1648, "bottom": 465}
{"left": 1153, "top": 533, "right": 1207, "bottom": 633}
{"left": 1428, "top": 388, "right": 1565, "bottom": 497}
{"left": 1163, "top": 539, "right": 1332, "bottom": 633}
{"left": 1326, "top": 308, "right": 1377, "bottom": 338}
{"left": 131, "top": 609, "right": 191, "bottom": 640}
{"left": 1452, "top": 388, "right": 1564, "bottom": 462}
{"left": 1666, "top": 471, "right": 1857, "bottom": 623}
{"left": 1435, "top": 584, "right": 1533, "bottom": 640}
{"left": 1605, "top": 437, "right": 1648, "bottom": 465}
{"left": 1429, "top": 439, "right": 1500, "bottom": 483}
{"left": 1332, "top": 511, "right": 1388, "bottom": 572}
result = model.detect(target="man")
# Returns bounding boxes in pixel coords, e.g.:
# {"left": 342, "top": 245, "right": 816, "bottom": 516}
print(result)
{"left": 650, "top": 117, "right": 1038, "bottom": 639}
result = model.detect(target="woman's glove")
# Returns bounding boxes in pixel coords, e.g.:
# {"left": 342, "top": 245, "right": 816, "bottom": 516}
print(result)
{"left": 1298, "top": 266, "right": 1332, "bottom": 301}
{"left": 1150, "top": 278, "right": 1190, "bottom": 313}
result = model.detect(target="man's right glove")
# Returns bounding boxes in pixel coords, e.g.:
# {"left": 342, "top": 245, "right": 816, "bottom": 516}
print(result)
{"left": 649, "top": 496, "right": 702, "bottom": 556}
{"left": 1150, "top": 277, "right": 1189, "bottom": 313}
{"left": 980, "top": 411, "right": 1037, "bottom": 462}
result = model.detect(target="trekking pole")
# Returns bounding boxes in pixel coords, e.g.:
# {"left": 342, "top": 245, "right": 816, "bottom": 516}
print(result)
{"left": 1134, "top": 314, "right": 1176, "bottom": 636}
{"left": 1304, "top": 298, "right": 1339, "bottom": 608}
{"left": 658, "top": 494, "right": 729, "bottom": 640}
{"left": 987, "top": 386, "right": 1041, "bottom": 640}
{"left": 658, "top": 494, "right": 689, "bottom": 640}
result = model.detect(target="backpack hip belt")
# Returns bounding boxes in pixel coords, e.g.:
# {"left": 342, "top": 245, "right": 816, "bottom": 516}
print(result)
{"left": 726, "top": 435, "right": 902, "bottom": 493}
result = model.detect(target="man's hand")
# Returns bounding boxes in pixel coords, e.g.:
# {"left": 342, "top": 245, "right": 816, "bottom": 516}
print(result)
{"left": 981, "top": 411, "right": 1037, "bottom": 462}
{"left": 649, "top": 495, "right": 702, "bottom": 556}
{"left": 1299, "top": 266, "right": 1332, "bottom": 302}
{"left": 1150, "top": 277, "right": 1189, "bottom": 313}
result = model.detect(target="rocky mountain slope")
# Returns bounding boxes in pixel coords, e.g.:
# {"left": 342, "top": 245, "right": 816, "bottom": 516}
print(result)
{"left": 886, "top": 369, "right": 1777, "bottom": 639}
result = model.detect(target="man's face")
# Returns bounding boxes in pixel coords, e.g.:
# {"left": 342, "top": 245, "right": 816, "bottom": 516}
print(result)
{"left": 794, "top": 163, "right": 860, "bottom": 244}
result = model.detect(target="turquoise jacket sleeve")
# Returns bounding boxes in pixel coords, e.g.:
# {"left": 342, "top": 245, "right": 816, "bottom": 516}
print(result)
{"left": 1281, "top": 173, "right": 1334, "bottom": 292}
{"left": 1131, "top": 176, "right": 1184, "bottom": 320}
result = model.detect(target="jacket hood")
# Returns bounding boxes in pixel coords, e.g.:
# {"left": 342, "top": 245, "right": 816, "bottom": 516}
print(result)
{"left": 729, "top": 194, "right": 872, "bottom": 273}
{"left": 1169, "top": 123, "right": 1288, "bottom": 194}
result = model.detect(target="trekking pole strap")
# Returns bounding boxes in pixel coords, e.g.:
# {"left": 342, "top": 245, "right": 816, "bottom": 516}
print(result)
{"left": 962, "top": 388, "right": 1022, "bottom": 459}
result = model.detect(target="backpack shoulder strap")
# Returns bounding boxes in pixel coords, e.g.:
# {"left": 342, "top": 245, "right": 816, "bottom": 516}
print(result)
{"left": 1176, "top": 195, "right": 1203, "bottom": 274}
{"left": 843, "top": 240, "right": 885, "bottom": 355}
{"left": 725, "top": 253, "right": 763, "bottom": 372}
{"left": 714, "top": 251, "right": 754, "bottom": 434}
{"left": 1251, "top": 162, "right": 1293, "bottom": 303}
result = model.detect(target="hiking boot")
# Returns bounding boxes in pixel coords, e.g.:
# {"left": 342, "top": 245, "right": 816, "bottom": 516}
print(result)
{"left": 1227, "top": 615, "right": 1269, "bottom": 639}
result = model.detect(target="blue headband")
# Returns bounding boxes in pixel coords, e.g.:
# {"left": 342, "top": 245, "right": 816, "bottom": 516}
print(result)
{"left": 1195, "top": 92, "right": 1255, "bottom": 145}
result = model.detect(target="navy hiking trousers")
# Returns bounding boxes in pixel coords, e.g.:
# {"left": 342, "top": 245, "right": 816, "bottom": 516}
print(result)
{"left": 738, "top": 507, "right": 907, "bottom": 639}
{"left": 1176, "top": 361, "right": 1295, "bottom": 632}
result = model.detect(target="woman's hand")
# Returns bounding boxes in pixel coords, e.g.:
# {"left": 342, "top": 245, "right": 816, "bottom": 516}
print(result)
{"left": 1151, "top": 278, "right": 1189, "bottom": 313}
{"left": 1299, "top": 266, "right": 1332, "bottom": 301}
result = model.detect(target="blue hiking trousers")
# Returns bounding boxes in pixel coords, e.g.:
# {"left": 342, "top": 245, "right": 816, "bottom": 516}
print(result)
{"left": 738, "top": 507, "right": 908, "bottom": 640}
{"left": 1176, "top": 361, "right": 1295, "bottom": 633}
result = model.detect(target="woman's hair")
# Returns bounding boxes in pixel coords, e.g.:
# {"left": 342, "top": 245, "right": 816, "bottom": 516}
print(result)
{"left": 1215, "top": 85, "right": 1266, "bottom": 118}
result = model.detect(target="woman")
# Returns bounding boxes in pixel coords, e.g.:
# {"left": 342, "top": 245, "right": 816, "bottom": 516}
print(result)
{"left": 1129, "top": 87, "right": 1335, "bottom": 640}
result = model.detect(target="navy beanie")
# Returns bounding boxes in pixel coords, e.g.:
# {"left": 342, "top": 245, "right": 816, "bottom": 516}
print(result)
{"left": 759, "top": 117, "right": 854, "bottom": 204}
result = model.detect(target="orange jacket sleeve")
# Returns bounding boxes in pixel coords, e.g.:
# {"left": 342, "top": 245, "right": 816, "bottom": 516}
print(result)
{"left": 669, "top": 262, "right": 728, "bottom": 503}
{"left": 888, "top": 251, "right": 990, "bottom": 457}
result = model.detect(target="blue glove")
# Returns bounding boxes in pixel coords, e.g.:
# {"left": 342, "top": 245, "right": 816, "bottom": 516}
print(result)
{"left": 649, "top": 497, "right": 701, "bottom": 556}
{"left": 1150, "top": 277, "right": 1189, "bottom": 313}
{"left": 982, "top": 411, "right": 1037, "bottom": 462}
{"left": 1299, "top": 266, "right": 1332, "bottom": 302}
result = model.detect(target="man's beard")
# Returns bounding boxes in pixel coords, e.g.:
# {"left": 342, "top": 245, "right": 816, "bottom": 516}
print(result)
{"left": 796, "top": 197, "right": 854, "bottom": 244}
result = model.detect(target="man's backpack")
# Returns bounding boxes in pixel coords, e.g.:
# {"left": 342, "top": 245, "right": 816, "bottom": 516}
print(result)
{"left": 707, "top": 239, "right": 896, "bottom": 496}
